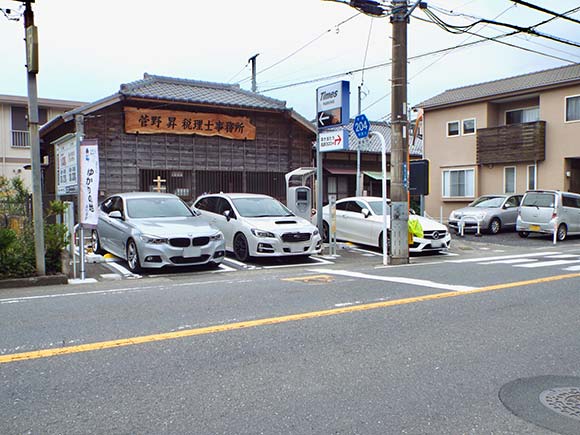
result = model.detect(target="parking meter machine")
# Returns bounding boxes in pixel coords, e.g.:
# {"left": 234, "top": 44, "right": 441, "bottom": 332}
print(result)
{"left": 287, "top": 186, "right": 312, "bottom": 220}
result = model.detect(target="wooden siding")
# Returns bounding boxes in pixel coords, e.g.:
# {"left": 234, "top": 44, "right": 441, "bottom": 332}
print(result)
{"left": 41, "top": 102, "right": 314, "bottom": 202}
{"left": 476, "top": 121, "right": 545, "bottom": 165}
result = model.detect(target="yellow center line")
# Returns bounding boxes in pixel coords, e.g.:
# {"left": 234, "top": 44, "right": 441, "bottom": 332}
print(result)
{"left": 1, "top": 272, "right": 579, "bottom": 365}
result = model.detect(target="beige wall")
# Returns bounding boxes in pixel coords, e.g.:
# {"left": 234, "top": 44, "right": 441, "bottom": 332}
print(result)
{"left": 538, "top": 85, "right": 580, "bottom": 191}
{"left": 0, "top": 103, "right": 69, "bottom": 189}
{"left": 424, "top": 102, "right": 487, "bottom": 220}
{"left": 424, "top": 83, "right": 580, "bottom": 221}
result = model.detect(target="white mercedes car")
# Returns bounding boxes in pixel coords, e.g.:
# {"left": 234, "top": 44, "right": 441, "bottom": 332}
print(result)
{"left": 321, "top": 196, "right": 451, "bottom": 253}
{"left": 192, "top": 193, "right": 322, "bottom": 261}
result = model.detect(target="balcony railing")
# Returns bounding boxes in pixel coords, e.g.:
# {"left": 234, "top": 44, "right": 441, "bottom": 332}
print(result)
{"left": 476, "top": 121, "right": 545, "bottom": 165}
{"left": 11, "top": 130, "right": 30, "bottom": 148}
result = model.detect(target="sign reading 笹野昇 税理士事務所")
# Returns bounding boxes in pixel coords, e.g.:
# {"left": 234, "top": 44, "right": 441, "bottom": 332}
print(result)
{"left": 124, "top": 107, "right": 256, "bottom": 140}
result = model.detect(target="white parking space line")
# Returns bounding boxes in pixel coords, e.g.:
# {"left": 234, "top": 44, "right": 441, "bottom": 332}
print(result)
{"left": 213, "top": 264, "right": 236, "bottom": 273}
{"left": 222, "top": 258, "right": 258, "bottom": 269}
{"left": 262, "top": 256, "right": 334, "bottom": 269}
{"left": 308, "top": 268, "right": 476, "bottom": 292}
{"left": 545, "top": 254, "right": 579, "bottom": 259}
{"left": 479, "top": 258, "right": 537, "bottom": 265}
{"left": 105, "top": 262, "right": 141, "bottom": 279}
{"left": 346, "top": 247, "right": 383, "bottom": 257}
{"left": 564, "top": 265, "right": 580, "bottom": 271}
{"left": 448, "top": 252, "right": 560, "bottom": 263}
{"left": 514, "top": 259, "right": 580, "bottom": 268}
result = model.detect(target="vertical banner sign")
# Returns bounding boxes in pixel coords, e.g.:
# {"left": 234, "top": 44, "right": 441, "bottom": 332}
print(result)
{"left": 80, "top": 139, "right": 99, "bottom": 228}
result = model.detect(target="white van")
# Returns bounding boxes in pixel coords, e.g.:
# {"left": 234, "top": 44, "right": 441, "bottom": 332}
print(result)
{"left": 516, "top": 190, "right": 580, "bottom": 241}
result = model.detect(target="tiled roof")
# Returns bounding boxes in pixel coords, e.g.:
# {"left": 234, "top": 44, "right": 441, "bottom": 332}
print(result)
{"left": 417, "top": 63, "right": 580, "bottom": 109}
{"left": 120, "top": 73, "right": 288, "bottom": 111}
{"left": 342, "top": 120, "right": 423, "bottom": 157}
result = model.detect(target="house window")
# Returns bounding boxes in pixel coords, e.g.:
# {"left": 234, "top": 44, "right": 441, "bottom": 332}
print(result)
{"left": 442, "top": 169, "right": 475, "bottom": 198}
{"left": 566, "top": 95, "right": 580, "bottom": 122}
{"left": 504, "top": 167, "right": 516, "bottom": 194}
{"left": 527, "top": 165, "right": 536, "bottom": 190}
{"left": 505, "top": 107, "right": 539, "bottom": 124}
{"left": 11, "top": 106, "right": 48, "bottom": 147}
{"left": 447, "top": 121, "right": 460, "bottom": 137}
{"left": 462, "top": 118, "right": 476, "bottom": 135}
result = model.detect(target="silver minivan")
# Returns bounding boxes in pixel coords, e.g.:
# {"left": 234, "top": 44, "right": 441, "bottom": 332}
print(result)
{"left": 516, "top": 190, "right": 580, "bottom": 241}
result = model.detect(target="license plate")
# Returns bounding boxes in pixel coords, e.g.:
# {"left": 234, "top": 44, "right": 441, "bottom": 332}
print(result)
{"left": 529, "top": 225, "right": 540, "bottom": 232}
{"left": 183, "top": 246, "right": 201, "bottom": 257}
{"left": 431, "top": 240, "right": 443, "bottom": 248}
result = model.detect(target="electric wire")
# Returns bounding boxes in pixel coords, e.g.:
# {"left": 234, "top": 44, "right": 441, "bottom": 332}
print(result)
{"left": 511, "top": 0, "right": 580, "bottom": 26}
{"left": 236, "top": 12, "right": 361, "bottom": 85}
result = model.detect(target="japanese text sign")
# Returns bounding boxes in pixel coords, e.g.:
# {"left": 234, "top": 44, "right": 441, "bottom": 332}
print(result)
{"left": 124, "top": 107, "right": 256, "bottom": 140}
{"left": 80, "top": 139, "right": 99, "bottom": 228}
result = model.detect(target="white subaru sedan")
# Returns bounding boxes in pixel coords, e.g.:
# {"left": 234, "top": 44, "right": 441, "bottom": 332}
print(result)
{"left": 321, "top": 196, "right": 451, "bottom": 253}
{"left": 192, "top": 193, "right": 322, "bottom": 261}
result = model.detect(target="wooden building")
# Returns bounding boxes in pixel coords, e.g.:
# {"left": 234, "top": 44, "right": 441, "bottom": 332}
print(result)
{"left": 40, "top": 74, "right": 316, "bottom": 203}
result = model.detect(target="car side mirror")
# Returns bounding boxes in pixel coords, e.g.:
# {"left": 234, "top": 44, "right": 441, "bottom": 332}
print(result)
{"left": 223, "top": 210, "right": 232, "bottom": 222}
{"left": 109, "top": 210, "right": 123, "bottom": 220}
{"left": 362, "top": 208, "right": 371, "bottom": 218}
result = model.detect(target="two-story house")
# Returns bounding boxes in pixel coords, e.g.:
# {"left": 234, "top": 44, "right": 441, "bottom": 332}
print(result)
{"left": 417, "top": 63, "right": 580, "bottom": 221}
{"left": 0, "top": 95, "right": 85, "bottom": 189}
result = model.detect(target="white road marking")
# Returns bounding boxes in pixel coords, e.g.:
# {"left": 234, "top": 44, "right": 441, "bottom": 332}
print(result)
{"left": 564, "top": 265, "right": 580, "bottom": 271}
{"left": 479, "top": 258, "right": 537, "bottom": 265}
{"left": 514, "top": 259, "right": 580, "bottom": 268}
{"left": 545, "top": 254, "right": 579, "bottom": 259}
{"left": 347, "top": 246, "right": 383, "bottom": 257}
{"left": 308, "top": 268, "right": 476, "bottom": 292}
{"left": 105, "top": 262, "right": 141, "bottom": 279}
{"left": 262, "top": 256, "right": 334, "bottom": 269}
{"left": 448, "top": 252, "right": 560, "bottom": 263}
{"left": 214, "top": 264, "right": 236, "bottom": 273}
{"left": 222, "top": 257, "right": 258, "bottom": 269}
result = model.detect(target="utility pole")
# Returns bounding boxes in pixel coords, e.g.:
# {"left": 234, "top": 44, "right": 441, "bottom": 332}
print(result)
{"left": 248, "top": 53, "right": 259, "bottom": 93}
{"left": 356, "top": 85, "right": 362, "bottom": 196}
{"left": 389, "top": 0, "right": 410, "bottom": 264}
{"left": 22, "top": 0, "right": 45, "bottom": 275}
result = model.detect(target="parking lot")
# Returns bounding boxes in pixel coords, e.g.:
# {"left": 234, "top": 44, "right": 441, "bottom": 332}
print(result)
{"left": 75, "top": 226, "right": 580, "bottom": 283}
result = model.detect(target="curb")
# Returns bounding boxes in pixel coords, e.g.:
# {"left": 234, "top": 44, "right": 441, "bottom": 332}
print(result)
{"left": 0, "top": 274, "right": 69, "bottom": 290}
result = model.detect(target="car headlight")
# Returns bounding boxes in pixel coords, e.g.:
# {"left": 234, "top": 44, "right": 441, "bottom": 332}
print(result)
{"left": 476, "top": 211, "right": 487, "bottom": 220}
{"left": 139, "top": 234, "right": 169, "bottom": 244}
{"left": 313, "top": 229, "right": 319, "bottom": 236}
{"left": 251, "top": 228, "right": 276, "bottom": 238}
{"left": 210, "top": 232, "right": 223, "bottom": 241}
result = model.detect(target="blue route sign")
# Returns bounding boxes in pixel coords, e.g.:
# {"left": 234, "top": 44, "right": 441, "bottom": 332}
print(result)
{"left": 353, "top": 114, "right": 370, "bottom": 139}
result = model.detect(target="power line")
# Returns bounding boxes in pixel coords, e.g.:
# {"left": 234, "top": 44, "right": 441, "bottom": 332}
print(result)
{"left": 511, "top": 0, "right": 580, "bottom": 26}
{"left": 423, "top": 7, "right": 580, "bottom": 49}
{"left": 236, "top": 12, "right": 361, "bottom": 85}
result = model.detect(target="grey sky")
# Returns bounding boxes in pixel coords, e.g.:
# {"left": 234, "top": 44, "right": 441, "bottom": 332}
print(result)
{"left": 1, "top": 0, "right": 579, "bottom": 121}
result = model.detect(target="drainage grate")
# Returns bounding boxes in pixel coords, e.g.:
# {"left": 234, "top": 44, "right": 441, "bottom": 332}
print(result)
{"left": 540, "top": 387, "right": 580, "bottom": 421}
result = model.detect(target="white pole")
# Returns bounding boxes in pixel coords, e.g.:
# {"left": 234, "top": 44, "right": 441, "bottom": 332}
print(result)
{"left": 370, "top": 131, "right": 388, "bottom": 266}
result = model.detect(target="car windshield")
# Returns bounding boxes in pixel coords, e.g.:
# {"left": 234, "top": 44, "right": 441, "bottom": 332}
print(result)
{"left": 522, "top": 192, "right": 556, "bottom": 208}
{"left": 126, "top": 197, "right": 194, "bottom": 218}
{"left": 232, "top": 197, "right": 294, "bottom": 217}
{"left": 469, "top": 196, "right": 503, "bottom": 208}
{"left": 367, "top": 200, "right": 390, "bottom": 216}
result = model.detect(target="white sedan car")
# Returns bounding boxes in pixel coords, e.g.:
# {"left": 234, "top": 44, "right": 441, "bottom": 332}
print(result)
{"left": 192, "top": 193, "right": 323, "bottom": 261}
{"left": 321, "top": 196, "right": 451, "bottom": 253}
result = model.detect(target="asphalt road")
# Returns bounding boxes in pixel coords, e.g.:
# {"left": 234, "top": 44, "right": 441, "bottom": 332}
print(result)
{"left": 1, "top": 236, "right": 580, "bottom": 434}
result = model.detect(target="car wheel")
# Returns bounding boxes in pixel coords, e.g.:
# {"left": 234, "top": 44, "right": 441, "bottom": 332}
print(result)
{"left": 378, "top": 232, "right": 391, "bottom": 254}
{"left": 126, "top": 238, "right": 142, "bottom": 273}
{"left": 518, "top": 231, "right": 529, "bottom": 238}
{"left": 322, "top": 221, "right": 329, "bottom": 243}
{"left": 233, "top": 233, "right": 251, "bottom": 262}
{"left": 91, "top": 230, "right": 105, "bottom": 255}
{"left": 557, "top": 224, "right": 567, "bottom": 241}
{"left": 488, "top": 218, "right": 501, "bottom": 235}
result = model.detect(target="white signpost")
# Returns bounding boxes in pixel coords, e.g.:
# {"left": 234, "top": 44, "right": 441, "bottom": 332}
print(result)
{"left": 319, "top": 128, "right": 349, "bottom": 152}
{"left": 79, "top": 139, "right": 99, "bottom": 228}
{"left": 54, "top": 133, "right": 78, "bottom": 196}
